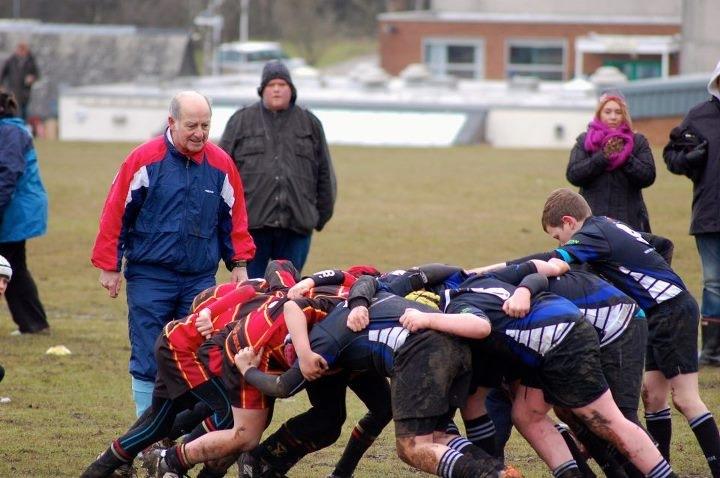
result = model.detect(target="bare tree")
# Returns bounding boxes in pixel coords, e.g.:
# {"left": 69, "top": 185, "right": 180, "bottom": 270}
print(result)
{"left": 273, "top": 0, "right": 337, "bottom": 65}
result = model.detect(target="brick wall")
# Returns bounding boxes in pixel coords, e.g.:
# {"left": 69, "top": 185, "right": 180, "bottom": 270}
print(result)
{"left": 379, "top": 19, "right": 679, "bottom": 79}
{"left": 634, "top": 116, "right": 684, "bottom": 149}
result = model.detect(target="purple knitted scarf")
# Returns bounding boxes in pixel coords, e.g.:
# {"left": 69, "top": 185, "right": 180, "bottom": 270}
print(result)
{"left": 584, "top": 118, "right": 634, "bottom": 171}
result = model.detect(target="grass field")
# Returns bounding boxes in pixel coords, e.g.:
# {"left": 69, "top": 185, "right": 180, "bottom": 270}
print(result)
{"left": 0, "top": 140, "right": 718, "bottom": 477}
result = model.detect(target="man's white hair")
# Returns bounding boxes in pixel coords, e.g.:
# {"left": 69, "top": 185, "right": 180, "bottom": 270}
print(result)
{"left": 169, "top": 90, "right": 212, "bottom": 119}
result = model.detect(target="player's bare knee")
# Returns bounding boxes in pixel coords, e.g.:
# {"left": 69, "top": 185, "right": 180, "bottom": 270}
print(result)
{"left": 395, "top": 436, "right": 415, "bottom": 464}
{"left": 642, "top": 387, "right": 666, "bottom": 411}
{"left": 670, "top": 390, "right": 704, "bottom": 418}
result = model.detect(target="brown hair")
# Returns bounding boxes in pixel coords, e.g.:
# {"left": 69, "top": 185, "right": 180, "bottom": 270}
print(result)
{"left": 541, "top": 188, "right": 592, "bottom": 230}
{"left": 595, "top": 93, "right": 633, "bottom": 129}
{"left": 0, "top": 88, "right": 18, "bottom": 117}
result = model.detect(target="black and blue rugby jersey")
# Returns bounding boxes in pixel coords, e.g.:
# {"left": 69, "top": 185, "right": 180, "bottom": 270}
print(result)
{"left": 442, "top": 272, "right": 582, "bottom": 368}
{"left": 547, "top": 270, "right": 641, "bottom": 347}
{"left": 248, "top": 291, "right": 437, "bottom": 398}
{"left": 554, "top": 216, "right": 686, "bottom": 311}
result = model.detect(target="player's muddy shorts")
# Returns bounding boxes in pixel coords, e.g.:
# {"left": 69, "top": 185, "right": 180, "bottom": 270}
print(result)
{"left": 645, "top": 291, "right": 700, "bottom": 378}
{"left": 392, "top": 330, "right": 472, "bottom": 436}
{"left": 536, "top": 320, "right": 608, "bottom": 409}
{"left": 469, "top": 335, "right": 530, "bottom": 392}
{"left": 601, "top": 317, "right": 647, "bottom": 411}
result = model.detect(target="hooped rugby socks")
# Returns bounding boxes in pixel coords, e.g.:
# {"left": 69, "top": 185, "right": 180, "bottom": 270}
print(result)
{"left": 437, "top": 448, "right": 499, "bottom": 478}
{"left": 645, "top": 408, "right": 672, "bottom": 460}
{"left": 645, "top": 459, "right": 673, "bottom": 478}
{"left": 554, "top": 423, "right": 596, "bottom": 478}
{"left": 447, "top": 435, "right": 491, "bottom": 461}
{"left": 689, "top": 412, "right": 720, "bottom": 477}
{"left": 552, "top": 460, "right": 581, "bottom": 478}
{"left": 463, "top": 415, "right": 496, "bottom": 455}
{"left": 333, "top": 421, "right": 379, "bottom": 477}
{"left": 445, "top": 419, "right": 461, "bottom": 436}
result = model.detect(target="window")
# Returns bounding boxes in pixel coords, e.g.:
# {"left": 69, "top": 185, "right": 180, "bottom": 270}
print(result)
{"left": 604, "top": 59, "right": 662, "bottom": 80}
{"left": 506, "top": 40, "right": 566, "bottom": 81}
{"left": 423, "top": 38, "right": 484, "bottom": 79}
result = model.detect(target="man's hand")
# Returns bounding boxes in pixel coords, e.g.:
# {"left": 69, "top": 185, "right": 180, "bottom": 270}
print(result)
{"left": 299, "top": 351, "right": 328, "bottom": 381}
{"left": 99, "top": 270, "right": 122, "bottom": 298}
{"left": 399, "top": 308, "right": 431, "bottom": 332}
{"left": 234, "top": 346, "right": 263, "bottom": 374}
{"left": 231, "top": 266, "right": 248, "bottom": 283}
{"left": 347, "top": 306, "right": 370, "bottom": 332}
{"left": 503, "top": 288, "right": 531, "bottom": 318}
{"left": 288, "top": 278, "right": 314, "bottom": 300}
{"left": 195, "top": 308, "right": 213, "bottom": 340}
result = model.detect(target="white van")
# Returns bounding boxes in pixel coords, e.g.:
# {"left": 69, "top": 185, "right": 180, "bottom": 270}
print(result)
{"left": 216, "top": 41, "right": 305, "bottom": 74}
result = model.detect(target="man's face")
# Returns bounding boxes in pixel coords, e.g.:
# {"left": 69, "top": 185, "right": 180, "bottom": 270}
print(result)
{"left": 262, "top": 79, "right": 292, "bottom": 112}
{"left": 544, "top": 218, "right": 577, "bottom": 246}
{"left": 0, "top": 277, "right": 8, "bottom": 296}
{"left": 168, "top": 99, "right": 210, "bottom": 156}
{"left": 15, "top": 43, "right": 28, "bottom": 57}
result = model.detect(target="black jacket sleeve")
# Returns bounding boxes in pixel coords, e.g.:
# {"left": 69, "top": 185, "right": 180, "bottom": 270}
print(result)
{"left": 621, "top": 134, "right": 656, "bottom": 188}
{"left": 566, "top": 133, "right": 609, "bottom": 186}
{"left": 663, "top": 120, "right": 705, "bottom": 180}
{"left": 218, "top": 109, "right": 243, "bottom": 168}
{"left": 309, "top": 112, "right": 336, "bottom": 231}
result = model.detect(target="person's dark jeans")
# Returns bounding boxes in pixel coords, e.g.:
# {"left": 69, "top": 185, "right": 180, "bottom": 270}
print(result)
{"left": 696, "top": 233, "right": 720, "bottom": 365}
{"left": 247, "top": 227, "right": 312, "bottom": 279}
{"left": 0, "top": 240, "right": 49, "bottom": 333}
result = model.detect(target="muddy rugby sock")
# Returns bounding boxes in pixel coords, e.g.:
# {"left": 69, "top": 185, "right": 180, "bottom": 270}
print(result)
{"left": 645, "top": 408, "right": 672, "bottom": 461}
{"left": 464, "top": 415, "right": 497, "bottom": 456}
{"left": 689, "top": 412, "right": 720, "bottom": 477}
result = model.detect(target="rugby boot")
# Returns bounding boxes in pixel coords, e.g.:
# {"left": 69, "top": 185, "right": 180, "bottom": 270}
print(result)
{"left": 155, "top": 449, "right": 187, "bottom": 478}
{"left": 111, "top": 462, "right": 138, "bottom": 478}
{"left": 139, "top": 440, "right": 175, "bottom": 477}
{"left": 237, "top": 452, "right": 260, "bottom": 478}
{"left": 197, "top": 466, "right": 227, "bottom": 478}
{"left": 500, "top": 465, "right": 523, "bottom": 478}
{"left": 80, "top": 448, "right": 126, "bottom": 478}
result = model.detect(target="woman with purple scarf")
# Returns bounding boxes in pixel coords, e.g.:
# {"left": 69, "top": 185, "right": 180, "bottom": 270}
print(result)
{"left": 566, "top": 92, "right": 656, "bottom": 232}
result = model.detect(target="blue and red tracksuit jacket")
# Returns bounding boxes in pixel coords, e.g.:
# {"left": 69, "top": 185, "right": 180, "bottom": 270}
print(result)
{"left": 91, "top": 131, "right": 255, "bottom": 274}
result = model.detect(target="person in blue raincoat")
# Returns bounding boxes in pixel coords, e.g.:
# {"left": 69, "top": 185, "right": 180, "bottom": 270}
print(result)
{"left": 0, "top": 88, "right": 49, "bottom": 335}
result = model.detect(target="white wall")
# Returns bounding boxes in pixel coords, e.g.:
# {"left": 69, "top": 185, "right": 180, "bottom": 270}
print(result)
{"left": 486, "top": 109, "right": 590, "bottom": 149}
{"left": 431, "top": 0, "right": 680, "bottom": 16}
{"left": 680, "top": 0, "right": 720, "bottom": 74}
{"left": 59, "top": 96, "right": 168, "bottom": 142}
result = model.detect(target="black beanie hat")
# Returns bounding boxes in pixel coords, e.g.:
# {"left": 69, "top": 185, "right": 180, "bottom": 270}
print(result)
{"left": 257, "top": 60, "right": 297, "bottom": 105}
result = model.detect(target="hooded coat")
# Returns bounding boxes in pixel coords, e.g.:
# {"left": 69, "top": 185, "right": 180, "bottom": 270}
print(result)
{"left": 0, "top": 116, "right": 47, "bottom": 242}
{"left": 219, "top": 63, "right": 335, "bottom": 236}
{"left": 663, "top": 61, "right": 720, "bottom": 235}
